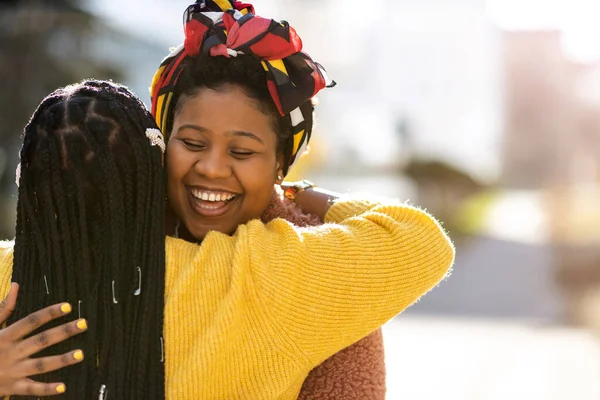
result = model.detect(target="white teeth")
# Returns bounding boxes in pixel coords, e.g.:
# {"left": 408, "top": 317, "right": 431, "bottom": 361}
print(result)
{"left": 191, "top": 189, "right": 235, "bottom": 202}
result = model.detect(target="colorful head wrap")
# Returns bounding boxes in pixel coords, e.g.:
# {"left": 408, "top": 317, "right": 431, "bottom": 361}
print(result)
{"left": 150, "top": 0, "right": 335, "bottom": 172}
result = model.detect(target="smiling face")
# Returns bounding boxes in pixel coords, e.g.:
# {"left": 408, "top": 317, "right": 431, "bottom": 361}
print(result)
{"left": 166, "top": 84, "right": 284, "bottom": 240}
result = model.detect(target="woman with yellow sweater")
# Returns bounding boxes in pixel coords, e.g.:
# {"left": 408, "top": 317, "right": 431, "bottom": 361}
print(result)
{"left": 0, "top": 78, "right": 452, "bottom": 399}
{"left": 0, "top": 7, "right": 453, "bottom": 399}
{"left": 150, "top": 1, "right": 388, "bottom": 396}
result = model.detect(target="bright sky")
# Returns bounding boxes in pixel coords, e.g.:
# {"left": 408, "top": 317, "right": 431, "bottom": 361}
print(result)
{"left": 88, "top": 0, "right": 600, "bottom": 62}
{"left": 88, "top": 3, "right": 600, "bottom": 103}
{"left": 486, "top": 0, "right": 600, "bottom": 63}
{"left": 85, "top": 0, "right": 280, "bottom": 47}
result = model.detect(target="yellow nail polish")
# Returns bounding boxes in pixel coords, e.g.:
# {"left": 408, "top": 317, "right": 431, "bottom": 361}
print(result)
{"left": 76, "top": 319, "right": 87, "bottom": 330}
{"left": 60, "top": 303, "right": 72, "bottom": 314}
{"left": 73, "top": 350, "right": 84, "bottom": 360}
{"left": 56, "top": 384, "right": 66, "bottom": 393}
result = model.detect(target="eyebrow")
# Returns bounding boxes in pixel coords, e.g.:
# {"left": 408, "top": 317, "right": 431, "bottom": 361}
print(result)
{"left": 177, "top": 124, "right": 265, "bottom": 145}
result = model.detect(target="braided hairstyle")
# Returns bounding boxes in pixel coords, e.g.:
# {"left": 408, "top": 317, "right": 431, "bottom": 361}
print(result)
{"left": 8, "top": 80, "right": 166, "bottom": 400}
{"left": 166, "top": 54, "right": 315, "bottom": 176}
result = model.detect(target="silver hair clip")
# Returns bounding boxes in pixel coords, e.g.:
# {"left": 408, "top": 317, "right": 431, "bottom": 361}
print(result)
{"left": 145, "top": 128, "right": 166, "bottom": 153}
{"left": 160, "top": 337, "right": 164, "bottom": 363}
{"left": 43, "top": 275, "right": 49, "bottom": 295}
{"left": 15, "top": 162, "right": 21, "bottom": 187}
{"left": 112, "top": 280, "right": 118, "bottom": 304}
{"left": 98, "top": 384, "right": 107, "bottom": 400}
{"left": 134, "top": 267, "right": 142, "bottom": 296}
{"left": 78, "top": 300, "right": 83, "bottom": 319}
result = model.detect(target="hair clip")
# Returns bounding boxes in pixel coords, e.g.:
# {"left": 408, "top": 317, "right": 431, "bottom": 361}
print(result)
{"left": 43, "top": 275, "right": 49, "bottom": 295}
{"left": 134, "top": 267, "right": 141, "bottom": 296}
{"left": 98, "top": 384, "right": 107, "bottom": 400}
{"left": 78, "top": 300, "right": 83, "bottom": 319}
{"left": 160, "top": 337, "right": 164, "bottom": 363}
{"left": 15, "top": 162, "right": 21, "bottom": 187}
{"left": 112, "top": 280, "right": 118, "bottom": 304}
{"left": 145, "top": 128, "right": 166, "bottom": 153}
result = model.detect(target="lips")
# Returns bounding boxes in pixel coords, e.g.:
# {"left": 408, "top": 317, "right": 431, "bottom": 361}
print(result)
{"left": 186, "top": 187, "right": 239, "bottom": 218}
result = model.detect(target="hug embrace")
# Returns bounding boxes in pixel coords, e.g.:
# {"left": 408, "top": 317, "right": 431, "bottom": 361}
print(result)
{"left": 0, "top": 1, "right": 454, "bottom": 399}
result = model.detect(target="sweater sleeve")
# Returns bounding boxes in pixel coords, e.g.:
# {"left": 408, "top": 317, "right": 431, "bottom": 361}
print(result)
{"left": 247, "top": 199, "right": 454, "bottom": 364}
{"left": 0, "top": 241, "right": 13, "bottom": 301}
{"left": 0, "top": 241, "right": 14, "bottom": 333}
{"left": 168, "top": 198, "right": 454, "bottom": 366}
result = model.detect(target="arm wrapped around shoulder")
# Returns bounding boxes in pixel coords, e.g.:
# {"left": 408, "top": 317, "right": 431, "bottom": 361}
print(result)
{"left": 0, "top": 241, "right": 14, "bottom": 300}
{"left": 245, "top": 198, "right": 455, "bottom": 365}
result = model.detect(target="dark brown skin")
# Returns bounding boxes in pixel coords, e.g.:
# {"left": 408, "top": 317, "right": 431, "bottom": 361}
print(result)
{"left": 0, "top": 283, "right": 88, "bottom": 397}
{"left": 167, "top": 85, "right": 286, "bottom": 241}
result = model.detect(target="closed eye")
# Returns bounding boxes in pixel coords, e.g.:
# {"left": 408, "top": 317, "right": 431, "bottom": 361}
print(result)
{"left": 230, "top": 149, "right": 255, "bottom": 159}
{"left": 181, "top": 140, "right": 205, "bottom": 150}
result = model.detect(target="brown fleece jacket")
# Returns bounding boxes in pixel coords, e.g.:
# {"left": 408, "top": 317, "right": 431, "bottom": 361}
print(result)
{"left": 261, "top": 191, "right": 387, "bottom": 400}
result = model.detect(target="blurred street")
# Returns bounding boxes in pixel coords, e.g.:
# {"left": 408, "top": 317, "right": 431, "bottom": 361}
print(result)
{"left": 383, "top": 316, "right": 600, "bottom": 400}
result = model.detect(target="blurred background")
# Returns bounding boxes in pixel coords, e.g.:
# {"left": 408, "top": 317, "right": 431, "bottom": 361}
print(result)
{"left": 1, "top": 0, "right": 599, "bottom": 398}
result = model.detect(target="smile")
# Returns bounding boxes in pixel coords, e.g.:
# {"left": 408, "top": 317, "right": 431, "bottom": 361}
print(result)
{"left": 187, "top": 187, "right": 239, "bottom": 218}
{"left": 190, "top": 188, "right": 237, "bottom": 202}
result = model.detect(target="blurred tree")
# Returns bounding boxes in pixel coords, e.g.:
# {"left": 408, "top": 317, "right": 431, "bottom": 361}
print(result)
{"left": 0, "top": 0, "right": 123, "bottom": 238}
{"left": 402, "top": 159, "right": 487, "bottom": 240}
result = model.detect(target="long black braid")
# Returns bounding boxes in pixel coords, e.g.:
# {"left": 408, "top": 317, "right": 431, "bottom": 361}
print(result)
{"left": 8, "top": 80, "right": 166, "bottom": 400}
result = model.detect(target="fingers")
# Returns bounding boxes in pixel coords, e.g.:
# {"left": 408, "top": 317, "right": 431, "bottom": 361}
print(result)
{"left": 18, "top": 349, "right": 84, "bottom": 377}
{"left": 17, "top": 319, "right": 88, "bottom": 358}
{"left": 4, "top": 302, "right": 74, "bottom": 341}
{"left": 0, "top": 282, "right": 19, "bottom": 324}
{"left": 11, "top": 378, "right": 67, "bottom": 397}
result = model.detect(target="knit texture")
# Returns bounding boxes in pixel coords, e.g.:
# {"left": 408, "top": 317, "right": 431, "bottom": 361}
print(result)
{"left": 0, "top": 199, "right": 454, "bottom": 399}
{"left": 0, "top": 241, "right": 13, "bottom": 324}
{"left": 163, "top": 198, "right": 454, "bottom": 399}
{"left": 262, "top": 192, "right": 386, "bottom": 400}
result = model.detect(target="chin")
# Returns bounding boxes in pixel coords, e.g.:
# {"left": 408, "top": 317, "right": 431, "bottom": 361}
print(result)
{"left": 188, "top": 222, "right": 235, "bottom": 241}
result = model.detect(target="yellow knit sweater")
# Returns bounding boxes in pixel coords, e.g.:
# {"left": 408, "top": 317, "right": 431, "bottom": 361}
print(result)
{"left": 0, "top": 199, "right": 454, "bottom": 399}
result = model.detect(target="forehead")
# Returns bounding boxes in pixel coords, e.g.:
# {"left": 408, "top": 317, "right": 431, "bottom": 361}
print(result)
{"left": 175, "top": 86, "right": 276, "bottom": 138}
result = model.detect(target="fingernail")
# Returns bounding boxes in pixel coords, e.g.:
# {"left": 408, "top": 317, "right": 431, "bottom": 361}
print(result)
{"left": 76, "top": 319, "right": 87, "bottom": 330}
{"left": 56, "top": 384, "right": 66, "bottom": 393}
{"left": 73, "top": 350, "right": 84, "bottom": 360}
{"left": 60, "top": 303, "right": 72, "bottom": 314}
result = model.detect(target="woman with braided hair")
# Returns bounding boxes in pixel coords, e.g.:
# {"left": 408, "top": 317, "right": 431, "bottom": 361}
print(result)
{"left": 0, "top": 80, "right": 166, "bottom": 399}
{"left": 150, "top": 1, "right": 385, "bottom": 397}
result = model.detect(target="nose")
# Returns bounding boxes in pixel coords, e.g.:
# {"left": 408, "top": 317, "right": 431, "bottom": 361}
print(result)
{"left": 193, "top": 148, "right": 232, "bottom": 180}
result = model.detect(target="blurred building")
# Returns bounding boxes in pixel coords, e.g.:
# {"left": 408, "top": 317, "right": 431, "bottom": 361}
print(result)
{"left": 502, "top": 30, "right": 600, "bottom": 190}
{"left": 256, "top": 0, "right": 503, "bottom": 180}
{"left": 489, "top": 29, "right": 600, "bottom": 330}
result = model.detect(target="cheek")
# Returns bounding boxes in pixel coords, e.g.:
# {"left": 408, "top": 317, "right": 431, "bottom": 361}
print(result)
{"left": 165, "top": 144, "right": 191, "bottom": 195}
{"left": 165, "top": 153, "right": 178, "bottom": 189}
{"left": 237, "top": 158, "right": 277, "bottom": 210}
